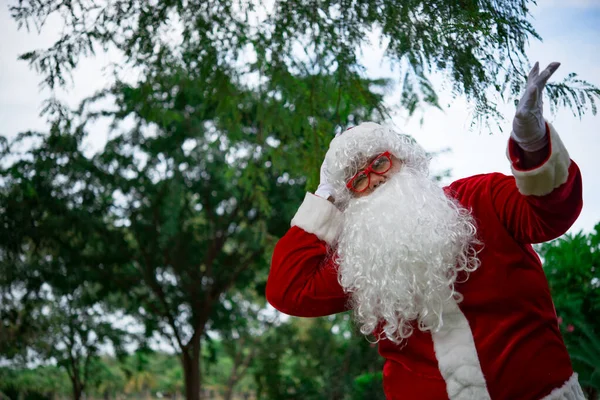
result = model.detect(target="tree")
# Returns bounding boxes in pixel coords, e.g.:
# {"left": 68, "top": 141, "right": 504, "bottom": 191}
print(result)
{"left": 0, "top": 271, "right": 127, "bottom": 400}
{"left": 216, "top": 291, "right": 278, "bottom": 400}
{"left": 86, "top": 64, "right": 387, "bottom": 397}
{"left": 0, "top": 106, "right": 130, "bottom": 400}
{"left": 2, "top": 63, "right": 385, "bottom": 398}
{"left": 539, "top": 223, "right": 600, "bottom": 400}
{"left": 38, "top": 287, "right": 127, "bottom": 400}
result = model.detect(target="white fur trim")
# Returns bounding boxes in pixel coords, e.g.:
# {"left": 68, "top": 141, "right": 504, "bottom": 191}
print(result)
{"left": 291, "top": 193, "right": 343, "bottom": 245}
{"left": 431, "top": 300, "right": 491, "bottom": 400}
{"left": 508, "top": 122, "right": 571, "bottom": 196}
{"left": 541, "top": 373, "right": 585, "bottom": 400}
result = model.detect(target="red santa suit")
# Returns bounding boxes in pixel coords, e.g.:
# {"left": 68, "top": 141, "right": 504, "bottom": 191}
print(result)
{"left": 266, "top": 123, "right": 584, "bottom": 399}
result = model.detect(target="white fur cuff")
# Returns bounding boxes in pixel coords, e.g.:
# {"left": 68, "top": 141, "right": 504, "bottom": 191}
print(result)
{"left": 291, "top": 193, "right": 343, "bottom": 245}
{"left": 541, "top": 373, "right": 585, "bottom": 400}
{"left": 507, "top": 122, "right": 571, "bottom": 196}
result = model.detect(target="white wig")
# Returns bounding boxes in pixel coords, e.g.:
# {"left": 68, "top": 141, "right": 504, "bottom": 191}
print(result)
{"left": 324, "top": 122, "right": 430, "bottom": 207}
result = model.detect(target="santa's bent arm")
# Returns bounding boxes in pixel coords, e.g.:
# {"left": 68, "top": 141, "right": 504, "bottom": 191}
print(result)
{"left": 487, "top": 122, "right": 583, "bottom": 244}
{"left": 266, "top": 193, "right": 349, "bottom": 317}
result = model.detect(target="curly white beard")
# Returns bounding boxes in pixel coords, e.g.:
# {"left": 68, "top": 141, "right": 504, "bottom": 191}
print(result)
{"left": 336, "top": 167, "right": 480, "bottom": 343}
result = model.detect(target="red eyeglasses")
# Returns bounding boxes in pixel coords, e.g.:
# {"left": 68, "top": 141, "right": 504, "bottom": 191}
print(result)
{"left": 346, "top": 151, "right": 393, "bottom": 193}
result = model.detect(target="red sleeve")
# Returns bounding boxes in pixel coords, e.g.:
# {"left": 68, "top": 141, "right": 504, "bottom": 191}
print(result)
{"left": 449, "top": 123, "right": 582, "bottom": 244}
{"left": 266, "top": 226, "right": 349, "bottom": 317}
{"left": 489, "top": 161, "right": 582, "bottom": 244}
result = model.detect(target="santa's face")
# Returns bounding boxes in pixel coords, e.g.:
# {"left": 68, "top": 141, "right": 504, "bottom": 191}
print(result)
{"left": 335, "top": 157, "right": 480, "bottom": 343}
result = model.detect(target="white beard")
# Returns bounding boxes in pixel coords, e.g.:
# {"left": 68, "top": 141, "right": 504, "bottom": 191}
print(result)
{"left": 336, "top": 167, "right": 480, "bottom": 343}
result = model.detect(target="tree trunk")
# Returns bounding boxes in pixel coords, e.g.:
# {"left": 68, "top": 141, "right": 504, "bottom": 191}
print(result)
{"left": 182, "top": 334, "right": 202, "bottom": 400}
{"left": 72, "top": 382, "right": 83, "bottom": 400}
{"left": 69, "top": 373, "right": 84, "bottom": 400}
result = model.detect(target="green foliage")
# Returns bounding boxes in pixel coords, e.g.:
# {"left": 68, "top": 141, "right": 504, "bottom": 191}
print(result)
{"left": 352, "top": 372, "right": 385, "bottom": 400}
{"left": 539, "top": 224, "right": 600, "bottom": 326}
{"left": 2, "top": 346, "right": 251, "bottom": 399}
{"left": 539, "top": 224, "right": 600, "bottom": 398}
{"left": 87, "top": 357, "right": 128, "bottom": 398}
{"left": 10, "top": 0, "right": 600, "bottom": 128}
{"left": 565, "top": 319, "right": 600, "bottom": 393}
{"left": 252, "top": 314, "right": 383, "bottom": 399}
{"left": 546, "top": 73, "right": 600, "bottom": 118}
{"left": 0, "top": 366, "right": 70, "bottom": 399}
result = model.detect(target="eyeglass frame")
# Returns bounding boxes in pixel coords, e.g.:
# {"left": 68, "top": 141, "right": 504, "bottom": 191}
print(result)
{"left": 346, "top": 151, "right": 393, "bottom": 193}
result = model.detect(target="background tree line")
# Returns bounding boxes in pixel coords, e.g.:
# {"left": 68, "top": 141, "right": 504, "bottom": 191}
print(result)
{"left": 1, "top": 0, "right": 599, "bottom": 399}
{"left": 1, "top": 226, "right": 599, "bottom": 399}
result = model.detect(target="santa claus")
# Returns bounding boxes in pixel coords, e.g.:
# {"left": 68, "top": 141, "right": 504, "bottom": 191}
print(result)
{"left": 266, "top": 62, "right": 585, "bottom": 399}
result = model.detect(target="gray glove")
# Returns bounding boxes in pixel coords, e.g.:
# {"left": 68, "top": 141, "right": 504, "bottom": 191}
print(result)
{"left": 315, "top": 158, "right": 335, "bottom": 200}
{"left": 511, "top": 61, "right": 560, "bottom": 152}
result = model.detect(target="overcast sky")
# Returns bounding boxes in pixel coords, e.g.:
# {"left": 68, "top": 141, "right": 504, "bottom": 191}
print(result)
{"left": 1, "top": 1, "right": 599, "bottom": 235}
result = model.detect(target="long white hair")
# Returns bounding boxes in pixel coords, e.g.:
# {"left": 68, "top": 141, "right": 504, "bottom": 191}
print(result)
{"left": 324, "top": 122, "right": 429, "bottom": 210}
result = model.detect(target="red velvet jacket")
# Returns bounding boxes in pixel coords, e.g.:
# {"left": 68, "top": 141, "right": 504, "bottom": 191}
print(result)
{"left": 266, "top": 124, "right": 584, "bottom": 400}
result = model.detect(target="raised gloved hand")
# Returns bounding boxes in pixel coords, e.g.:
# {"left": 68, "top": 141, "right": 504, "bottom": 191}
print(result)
{"left": 511, "top": 61, "right": 560, "bottom": 152}
{"left": 315, "top": 158, "right": 335, "bottom": 201}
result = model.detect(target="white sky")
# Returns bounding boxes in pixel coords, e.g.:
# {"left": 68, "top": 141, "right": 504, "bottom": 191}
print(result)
{"left": 1, "top": 1, "right": 599, "bottom": 234}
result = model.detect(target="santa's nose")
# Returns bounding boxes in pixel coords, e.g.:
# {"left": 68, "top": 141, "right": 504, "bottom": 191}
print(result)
{"left": 369, "top": 173, "right": 386, "bottom": 189}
